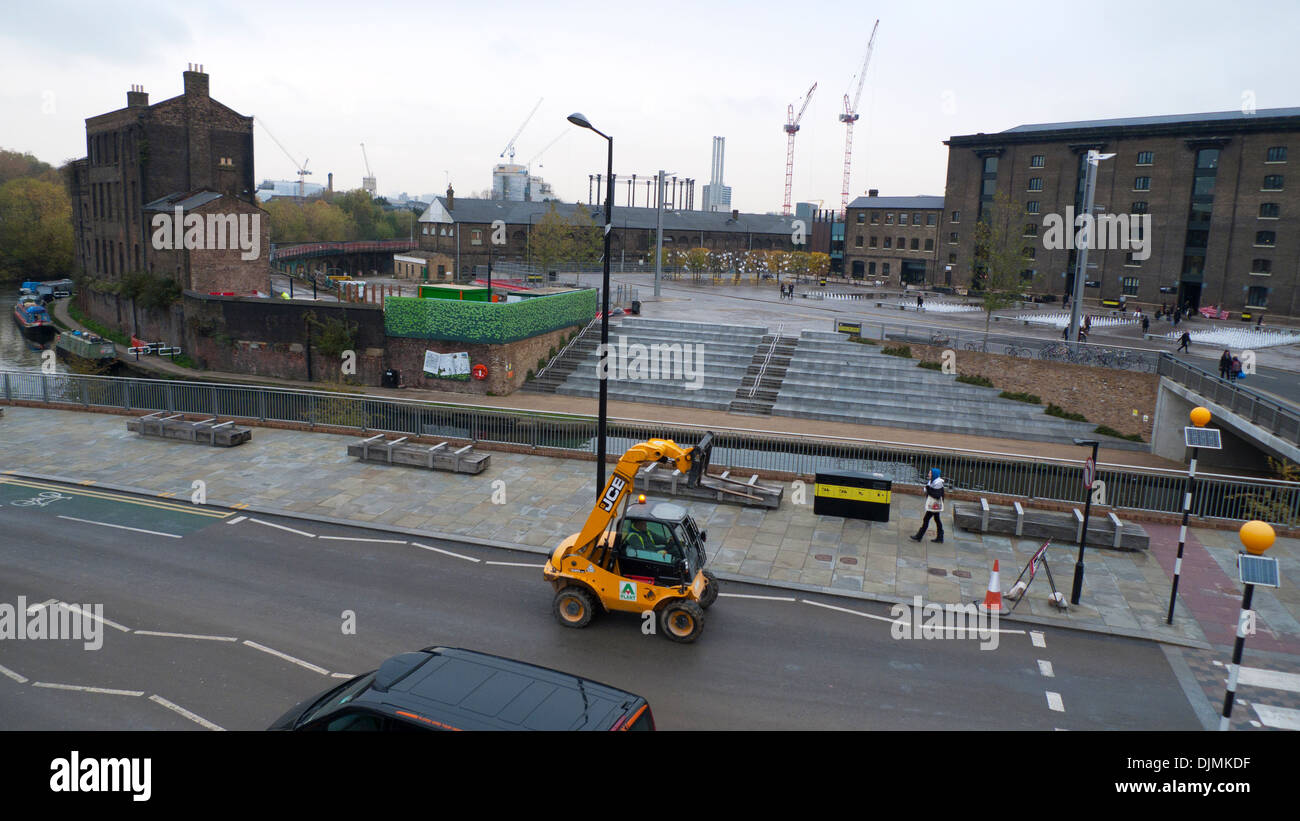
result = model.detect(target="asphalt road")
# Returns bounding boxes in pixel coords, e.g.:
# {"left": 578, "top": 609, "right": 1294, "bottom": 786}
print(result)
{"left": 0, "top": 477, "right": 1205, "bottom": 730}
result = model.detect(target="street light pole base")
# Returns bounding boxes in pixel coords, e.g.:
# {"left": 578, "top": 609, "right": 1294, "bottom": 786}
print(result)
{"left": 1070, "top": 561, "right": 1085, "bottom": 606}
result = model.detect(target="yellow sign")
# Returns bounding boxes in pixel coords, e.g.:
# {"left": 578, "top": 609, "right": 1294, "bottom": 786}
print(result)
{"left": 836, "top": 322, "right": 862, "bottom": 335}
{"left": 814, "top": 483, "right": 891, "bottom": 504}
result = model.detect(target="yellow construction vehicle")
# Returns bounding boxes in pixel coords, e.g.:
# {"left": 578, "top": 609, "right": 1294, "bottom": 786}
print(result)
{"left": 543, "top": 433, "right": 719, "bottom": 643}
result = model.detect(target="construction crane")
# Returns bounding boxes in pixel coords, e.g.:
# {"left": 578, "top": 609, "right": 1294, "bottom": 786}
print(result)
{"left": 360, "top": 143, "right": 376, "bottom": 196}
{"left": 500, "top": 97, "right": 543, "bottom": 163}
{"left": 839, "top": 19, "right": 879, "bottom": 214}
{"left": 782, "top": 81, "right": 817, "bottom": 217}
{"left": 255, "top": 116, "right": 312, "bottom": 199}
{"left": 525, "top": 129, "right": 568, "bottom": 169}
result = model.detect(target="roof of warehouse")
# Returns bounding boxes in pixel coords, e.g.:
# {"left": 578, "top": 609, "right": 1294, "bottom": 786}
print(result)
{"left": 418, "top": 197, "right": 802, "bottom": 235}
{"left": 1002, "top": 107, "right": 1300, "bottom": 133}
{"left": 847, "top": 195, "right": 944, "bottom": 210}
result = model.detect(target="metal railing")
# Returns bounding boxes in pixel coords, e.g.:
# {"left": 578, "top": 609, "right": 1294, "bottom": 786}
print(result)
{"left": 1158, "top": 354, "right": 1300, "bottom": 446}
{"left": 535, "top": 314, "right": 604, "bottom": 380}
{"left": 748, "top": 323, "right": 784, "bottom": 398}
{"left": 4, "top": 369, "right": 1296, "bottom": 524}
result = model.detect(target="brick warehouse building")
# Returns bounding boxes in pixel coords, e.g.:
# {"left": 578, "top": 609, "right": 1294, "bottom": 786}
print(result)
{"left": 70, "top": 66, "right": 268, "bottom": 302}
{"left": 842, "top": 192, "right": 944, "bottom": 285}
{"left": 942, "top": 108, "right": 1300, "bottom": 317}
{"left": 416, "top": 187, "right": 804, "bottom": 276}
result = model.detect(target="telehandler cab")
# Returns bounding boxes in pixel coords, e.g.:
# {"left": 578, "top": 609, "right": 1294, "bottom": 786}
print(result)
{"left": 543, "top": 433, "right": 719, "bottom": 643}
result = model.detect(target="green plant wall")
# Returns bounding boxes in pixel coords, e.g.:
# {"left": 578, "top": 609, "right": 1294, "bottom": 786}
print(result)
{"left": 384, "top": 289, "right": 596, "bottom": 343}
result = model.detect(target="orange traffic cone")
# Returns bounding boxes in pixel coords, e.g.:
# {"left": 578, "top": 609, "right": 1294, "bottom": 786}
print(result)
{"left": 982, "top": 560, "right": 1004, "bottom": 612}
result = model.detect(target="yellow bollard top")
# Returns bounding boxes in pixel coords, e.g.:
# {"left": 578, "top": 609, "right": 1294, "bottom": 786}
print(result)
{"left": 1190, "top": 406, "right": 1211, "bottom": 427}
{"left": 1239, "top": 520, "right": 1276, "bottom": 555}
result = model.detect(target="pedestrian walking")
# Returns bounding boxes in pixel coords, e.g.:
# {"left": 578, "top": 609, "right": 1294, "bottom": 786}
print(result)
{"left": 1177, "top": 331, "right": 1191, "bottom": 353}
{"left": 1219, "top": 349, "right": 1232, "bottom": 379}
{"left": 1173, "top": 310, "right": 1181, "bottom": 328}
{"left": 1230, "top": 355, "right": 1242, "bottom": 381}
{"left": 1062, "top": 325, "right": 1070, "bottom": 341}
{"left": 1141, "top": 314, "right": 1150, "bottom": 335}
{"left": 909, "top": 468, "right": 946, "bottom": 543}
{"left": 1256, "top": 314, "right": 1263, "bottom": 328}
{"left": 917, "top": 294, "right": 924, "bottom": 311}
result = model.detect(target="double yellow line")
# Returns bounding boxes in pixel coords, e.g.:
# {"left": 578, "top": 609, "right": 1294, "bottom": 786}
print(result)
{"left": 0, "top": 476, "right": 231, "bottom": 519}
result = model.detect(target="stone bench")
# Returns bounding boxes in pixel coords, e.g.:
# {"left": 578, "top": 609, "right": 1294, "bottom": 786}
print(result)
{"left": 634, "top": 464, "right": 783, "bottom": 509}
{"left": 126, "top": 413, "right": 252, "bottom": 447}
{"left": 346, "top": 434, "right": 490, "bottom": 474}
{"left": 952, "top": 500, "right": 1149, "bottom": 551}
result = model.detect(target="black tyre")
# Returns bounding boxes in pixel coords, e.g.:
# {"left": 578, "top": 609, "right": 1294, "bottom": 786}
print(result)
{"left": 699, "top": 570, "right": 720, "bottom": 609}
{"left": 659, "top": 600, "right": 705, "bottom": 643}
{"left": 553, "top": 586, "right": 596, "bottom": 629}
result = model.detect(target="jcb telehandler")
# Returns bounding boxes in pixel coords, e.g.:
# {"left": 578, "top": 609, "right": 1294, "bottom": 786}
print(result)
{"left": 543, "top": 433, "right": 719, "bottom": 643}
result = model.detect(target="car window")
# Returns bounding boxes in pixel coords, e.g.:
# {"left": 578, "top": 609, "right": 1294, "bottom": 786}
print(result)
{"left": 323, "top": 710, "right": 387, "bottom": 731}
{"left": 296, "top": 673, "right": 376, "bottom": 727}
{"left": 622, "top": 521, "right": 679, "bottom": 563}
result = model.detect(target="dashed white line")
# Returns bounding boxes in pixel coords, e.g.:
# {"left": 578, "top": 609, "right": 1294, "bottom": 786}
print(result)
{"left": 410, "top": 541, "right": 481, "bottom": 563}
{"left": 1030, "top": 631, "right": 1046, "bottom": 648}
{"left": 226, "top": 515, "right": 247, "bottom": 525}
{"left": 318, "top": 536, "right": 408, "bottom": 544}
{"left": 801, "top": 599, "right": 898, "bottom": 624}
{"left": 248, "top": 518, "right": 316, "bottom": 538}
{"left": 1046, "top": 691, "right": 1065, "bottom": 712}
{"left": 1234, "top": 666, "right": 1300, "bottom": 694}
{"left": 800, "top": 598, "right": 1026, "bottom": 633}
{"left": 59, "top": 603, "right": 130, "bottom": 632}
{"left": 242, "top": 641, "right": 330, "bottom": 676}
{"left": 134, "top": 630, "right": 238, "bottom": 642}
{"left": 149, "top": 694, "right": 225, "bottom": 731}
{"left": 0, "top": 663, "right": 29, "bottom": 684}
{"left": 33, "top": 682, "right": 145, "bottom": 697}
{"left": 721, "top": 593, "right": 797, "bottom": 601}
{"left": 1252, "top": 703, "right": 1300, "bottom": 731}
{"left": 485, "top": 561, "right": 545, "bottom": 568}
{"left": 1038, "top": 660, "right": 1055, "bottom": 678}
{"left": 57, "top": 515, "right": 181, "bottom": 539}
{"left": 25, "top": 598, "right": 56, "bottom": 615}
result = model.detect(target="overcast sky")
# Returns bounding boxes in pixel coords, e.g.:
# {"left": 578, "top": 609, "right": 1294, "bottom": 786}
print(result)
{"left": 3, "top": 0, "right": 1297, "bottom": 213}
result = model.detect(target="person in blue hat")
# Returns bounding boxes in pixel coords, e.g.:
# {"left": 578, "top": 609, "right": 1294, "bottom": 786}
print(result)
{"left": 910, "top": 468, "right": 945, "bottom": 543}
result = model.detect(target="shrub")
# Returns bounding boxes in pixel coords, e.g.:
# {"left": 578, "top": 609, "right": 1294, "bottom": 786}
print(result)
{"left": 881, "top": 345, "right": 911, "bottom": 358}
{"left": 848, "top": 336, "right": 879, "bottom": 345}
{"left": 999, "top": 390, "right": 1041, "bottom": 404}
{"left": 1046, "top": 404, "right": 1088, "bottom": 422}
{"left": 956, "top": 374, "right": 994, "bottom": 387}
{"left": 917, "top": 360, "right": 943, "bottom": 370}
{"left": 1094, "top": 424, "right": 1143, "bottom": 442}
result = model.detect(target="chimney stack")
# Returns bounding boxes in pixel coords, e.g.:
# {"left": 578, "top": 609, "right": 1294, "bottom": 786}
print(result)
{"left": 327, "top": 172, "right": 333, "bottom": 193}
{"left": 127, "top": 84, "right": 149, "bottom": 108}
{"left": 731, "top": 209, "right": 739, "bottom": 221}
{"left": 446, "top": 184, "right": 455, "bottom": 211}
{"left": 183, "top": 63, "right": 209, "bottom": 99}
{"left": 868, "top": 189, "right": 879, "bottom": 197}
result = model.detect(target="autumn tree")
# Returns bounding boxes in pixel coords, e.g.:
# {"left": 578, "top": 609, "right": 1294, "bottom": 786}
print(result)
{"left": 0, "top": 176, "right": 74, "bottom": 279}
{"left": 971, "top": 190, "right": 1030, "bottom": 341}
{"left": 567, "top": 205, "right": 603, "bottom": 266}
{"left": 530, "top": 203, "right": 569, "bottom": 273}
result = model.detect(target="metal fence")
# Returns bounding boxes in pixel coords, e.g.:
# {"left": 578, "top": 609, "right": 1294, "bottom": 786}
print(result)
{"left": 4, "top": 369, "right": 1296, "bottom": 524}
{"left": 1157, "top": 354, "right": 1300, "bottom": 446}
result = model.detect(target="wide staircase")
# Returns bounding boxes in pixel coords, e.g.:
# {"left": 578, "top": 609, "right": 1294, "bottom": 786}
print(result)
{"left": 729, "top": 331, "right": 798, "bottom": 415}
{"left": 769, "top": 330, "right": 1144, "bottom": 448}
{"left": 520, "top": 321, "right": 606, "bottom": 394}
{"left": 552, "top": 317, "right": 767, "bottom": 411}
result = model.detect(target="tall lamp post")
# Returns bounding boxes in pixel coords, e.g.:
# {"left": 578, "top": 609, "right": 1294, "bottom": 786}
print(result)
{"left": 1067, "top": 150, "right": 1116, "bottom": 343}
{"left": 1070, "top": 437, "right": 1100, "bottom": 605}
{"left": 569, "top": 112, "right": 614, "bottom": 499}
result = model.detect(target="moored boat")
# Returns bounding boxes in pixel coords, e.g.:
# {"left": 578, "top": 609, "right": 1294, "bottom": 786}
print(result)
{"left": 56, "top": 329, "right": 118, "bottom": 371}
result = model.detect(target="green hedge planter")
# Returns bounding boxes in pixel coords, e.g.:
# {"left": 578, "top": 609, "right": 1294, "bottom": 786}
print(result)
{"left": 385, "top": 289, "right": 597, "bottom": 343}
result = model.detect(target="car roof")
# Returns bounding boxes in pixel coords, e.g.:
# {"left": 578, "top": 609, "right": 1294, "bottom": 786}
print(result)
{"left": 350, "top": 647, "right": 646, "bottom": 731}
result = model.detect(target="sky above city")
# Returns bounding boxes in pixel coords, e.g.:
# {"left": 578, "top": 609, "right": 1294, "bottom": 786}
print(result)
{"left": 3, "top": 0, "right": 1298, "bottom": 214}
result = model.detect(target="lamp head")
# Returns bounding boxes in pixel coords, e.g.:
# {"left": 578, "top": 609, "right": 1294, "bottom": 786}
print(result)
{"left": 567, "top": 112, "right": 594, "bottom": 130}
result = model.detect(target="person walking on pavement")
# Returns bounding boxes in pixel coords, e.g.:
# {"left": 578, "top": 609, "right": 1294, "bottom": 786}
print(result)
{"left": 1177, "top": 330, "right": 1191, "bottom": 353}
{"left": 1219, "top": 349, "right": 1232, "bottom": 379}
{"left": 917, "top": 294, "right": 925, "bottom": 311}
{"left": 910, "top": 468, "right": 946, "bottom": 543}
{"left": 1230, "top": 355, "right": 1242, "bottom": 381}
{"left": 1141, "top": 314, "right": 1150, "bottom": 335}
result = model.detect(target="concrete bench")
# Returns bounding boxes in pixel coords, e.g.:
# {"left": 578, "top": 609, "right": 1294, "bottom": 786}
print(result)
{"left": 634, "top": 463, "right": 783, "bottom": 509}
{"left": 126, "top": 413, "right": 252, "bottom": 447}
{"left": 346, "top": 435, "right": 490, "bottom": 474}
{"left": 952, "top": 501, "right": 1149, "bottom": 551}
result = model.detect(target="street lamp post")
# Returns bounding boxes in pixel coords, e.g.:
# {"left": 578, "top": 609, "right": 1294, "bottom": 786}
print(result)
{"left": 1068, "top": 150, "right": 1116, "bottom": 343}
{"left": 1070, "top": 438, "right": 1100, "bottom": 605}
{"left": 569, "top": 112, "right": 614, "bottom": 499}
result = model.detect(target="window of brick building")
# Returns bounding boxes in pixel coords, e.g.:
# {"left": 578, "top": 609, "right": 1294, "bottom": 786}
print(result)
{"left": 899, "top": 213, "right": 908, "bottom": 226}
{"left": 1251, "top": 258, "right": 1272, "bottom": 274}
{"left": 870, "top": 211, "right": 879, "bottom": 224}
{"left": 1263, "top": 174, "right": 1284, "bottom": 191}
{"left": 1266, "top": 146, "right": 1287, "bottom": 163}
{"left": 1134, "top": 176, "right": 1151, "bottom": 191}
{"left": 882, "top": 263, "right": 890, "bottom": 275}
{"left": 856, "top": 212, "right": 865, "bottom": 224}
{"left": 1125, "top": 252, "right": 1142, "bottom": 266}
{"left": 1255, "top": 230, "right": 1276, "bottom": 246}
{"left": 1030, "top": 155, "right": 1045, "bottom": 168}
{"left": 924, "top": 238, "right": 934, "bottom": 250}
{"left": 870, "top": 236, "right": 878, "bottom": 248}
{"left": 1027, "top": 177, "right": 1043, "bottom": 191}
{"left": 1025, "top": 201, "right": 1040, "bottom": 214}
{"left": 855, "top": 235, "right": 863, "bottom": 247}
{"left": 1132, "top": 201, "right": 1148, "bottom": 213}
{"left": 1136, "top": 151, "right": 1154, "bottom": 165}
{"left": 926, "top": 213, "right": 936, "bottom": 225}
{"left": 949, "top": 232, "right": 959, "bottom": 244}
{"left": 951, "top": 210, "right": 960, "bottom": 223}
{"left": 1122, "top": 277, "right": 1140, "bottom": 295}
{"left": 897, "top": 237, "right": 905, "bottom": 249}
{"left": 913, "top": 213, "right": 922, "bottom": 224}
{"left": 910, "top": 238, "right": 919, "bottom": 250}
{"left": 1024, "top": 223, "right": 1037, "bottom": 237}
{"left": 1247, "top": 286, "right": 1270, "bottom": 307}
{"left": 1259, "top": 202, "right": 1280, "bottom": 218}
{"left": 884, "top": 237, "right": 892, "bottom": 248}
{"left": 471, "top": 229, "right": 483, "bottom": 245}
{"left": 885, "top": 213, "right": 894, "bottom": 224}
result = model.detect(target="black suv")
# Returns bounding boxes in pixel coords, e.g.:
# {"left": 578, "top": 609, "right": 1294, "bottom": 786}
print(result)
{"left": 269, "top": 647, "right": 654, "bottom": 731}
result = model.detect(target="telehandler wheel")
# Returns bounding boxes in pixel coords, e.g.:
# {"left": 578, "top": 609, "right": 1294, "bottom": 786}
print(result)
{"left": 553, "top": 586, "right": 596, "bottom": 628}
{"left": 659, "top": 599, "right": 705, "bottom": 643}
{"left": 699, "top": 570, "right": 720, "bottom": 609}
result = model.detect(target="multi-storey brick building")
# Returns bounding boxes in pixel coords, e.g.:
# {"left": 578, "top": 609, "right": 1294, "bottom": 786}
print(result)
{"left": 942, "top": 108, "right": 1300, "bottom": 316}
{"left": 71, "top": 66, "right": 266, "bottom": 295}
{"left": 416, "top": 187, "right": 804, "bottom": 276}
{"left": 842, "top": 192, "right": 944, "bottom": 284}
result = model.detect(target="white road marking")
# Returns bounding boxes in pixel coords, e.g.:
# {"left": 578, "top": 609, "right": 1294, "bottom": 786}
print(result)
{"left": 1046, "top": 691, "right": 1065, "bottom": 712}
{"left": 59, "top": 602, "right": 129, "bottom": 632}
{"left": 57, "top": 515, "right": 181, "bottom": 539}
{"left": 149, "top": 694, "right": 225, "bottom": 731}
{"left": 134, "top": 630, "right": 238, "bottom": 642}
{"left": 33, "top": 682, "right": 144, "bottom": 697}
{"left": 0, "top": 663, "right": 29, "bottom": 684}
{"left": 485, "top": 561, "right": 545, "bottom": 568}
{"left": 25, "top": 598, "right": 56, "bottom": 615}
{"left": 248, "top": 518, "right": 316, "bottom": 538}
{"left": 242, "top": 641, "right": 330, "bottom": 675}
{"left": 721, "top": 593, "right": 797, "bottom": 601}
{"left": 800, "top": 599, "right": 1025, "bottom": 634}
{"left": 1234, "top": 666, "right": 1300, "bottom": 694}
{"left": 1038, "top": 660, "right": 1055, "bottom": 678}
{"left": 331, "top": 672, "right": 357, "bottom": 679}
{"left": 410, "top": 541, "right": 480, "bottom": 563}
{"left": 1030, "top": 631, "right": 1046, "bottom": 648}
{"left": 226, "top": 515, "right": 247, "bottom": 525}
{"left": 318, "top": 536, "right": 408, "bottom": 544}
{"left": 1250, "top": 720, "right": 1263, "bottom": 728}
{"left": 1251, "top": 703, "right": 1300, "bottom": 731}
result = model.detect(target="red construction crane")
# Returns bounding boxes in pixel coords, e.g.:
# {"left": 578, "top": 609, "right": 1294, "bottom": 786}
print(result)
{"left": 783, "top": 81, "right": 817, "bottom": 216}
{"left": 839, "top": 19, "right": 879, "bottom": 215}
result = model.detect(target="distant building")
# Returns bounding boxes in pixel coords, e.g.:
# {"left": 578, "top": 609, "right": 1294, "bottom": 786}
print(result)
{"left": 842, "top": 192, "right": 944, "bottom": 284}
{"left": 491, "top": 163, "right": 553, "bottom": 202}
{"left": 701, "top": 136, "right": 732, "bottom": 211}
{"left": 256, "top": 179, "right": 325, "bottom": 202}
